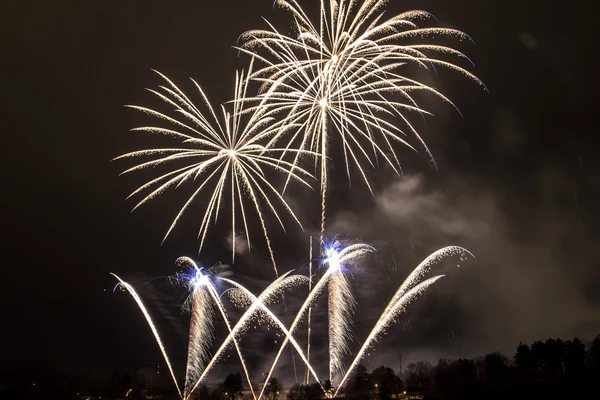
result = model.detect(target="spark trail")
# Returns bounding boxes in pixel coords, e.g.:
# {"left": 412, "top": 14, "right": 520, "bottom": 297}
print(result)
{"left": 335, "top": 276, "right": 444, "bottom": 396}
{"left": 222, "top": 278, "right": 324, "bottom": 391}
{"left": 238, "top": 0, "right": 484, "bottom": 236}
{"left": 116, "top": 61, "right": 317, "bottom": 276}
{"left": 181, "top": 269, "right": 214, "bottom": 395}
{"left": 324, "top": 240, "right": 358, "bottom": 381}
{"left": 186, "top": 272, "right": 311, "bottom": 399}
{"left": 258, "top": 241, "right": 374, "bottom": 399}
{"left": 305, "top": 235, "right": 313, "bottom": 385}
{"left": 175, "top": 257, "right": 256, "bottom": 400}
{"left": 111, "top": 273, "right": 182, "bottom": 398}
{"left": 334, "top": 246, "right": 474, "bottom": 396}
{"left": 112, "top": 246, "right": 472, "bottom": 399}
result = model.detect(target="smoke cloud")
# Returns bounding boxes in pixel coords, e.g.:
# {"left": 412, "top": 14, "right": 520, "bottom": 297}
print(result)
{"left": 328, "top": 170, "right": 600, "bottom": 363}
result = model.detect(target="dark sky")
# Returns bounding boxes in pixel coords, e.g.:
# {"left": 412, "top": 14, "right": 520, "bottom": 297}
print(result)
{"left": 1, "top": 0, "right": 599, "bottom": 384}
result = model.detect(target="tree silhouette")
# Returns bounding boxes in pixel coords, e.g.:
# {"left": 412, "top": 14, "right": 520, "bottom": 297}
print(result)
{"left": 322, "top": 379, "right": 333, "bottom": 397}
{"left": 286, "top": 384, "right": 305, "bottom": 400}
{"left": 564, "top": 338, "right": 585, "bottom": 375}
{"left": 590, "top": 334, "right": 600, "bottom": 370}
{"left": 3, "top": 333, "right": 600, "bottom": 400}
{"left": 286, "top": 383, "right": 322, "bottom": 400}
{"left": 404, "top": 361, "right": 432, "bottom": 391}
{"left": 514, "top": 342, "right": 533, "bottom": 375}
{"left": 197, "top": 384, "right": 210, "bottom": 400}
{"left": 544, "top": 338, "right": 565, "bottom": 377}
{"left": 481, "top": 352, "right": 509, "bottom": 383}
{"left": 371, "top": 365, "right": 402, "bottom": 398}
{"left": 264, "top": 378, "right": 282, "bottom": 400}
{"left": 222, "top": 372, "right": 243, "bottom": 400}
{"left": 346, "top": 364, "right": 372, "bottom": 399}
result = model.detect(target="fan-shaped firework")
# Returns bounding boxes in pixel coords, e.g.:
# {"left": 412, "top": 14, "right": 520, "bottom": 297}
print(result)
{"left": 179, "top": 266, "right": 215, "bottom": 395}
{"left": 189, "top": 270, "right": 309, "bottom": 397}
{"left": 113, "top": 264, "right": 310, "bottom": 400}
{"left": 238, "top": 0, "right": 484, "bottom": 235}
{"left": 258, "top": 240, "right": 374, "bottom": 399}
{"left": 324, "top": 239, "right": 362, "bottom": 380}
{"left": 115, "top": 62, "right": 316, "bottom": 276}
{"left": 335, "top": 246, "right": 473, "bottom": 395}
{"left": 112, "top": 244, "right": 473, "bottom": 399}
{"left": 173, "top": 258, "right": 255, "bottom": 399}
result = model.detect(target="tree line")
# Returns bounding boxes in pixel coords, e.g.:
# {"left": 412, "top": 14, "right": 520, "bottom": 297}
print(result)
{"left": 1, "top": 334, "right": 599, "bottom": 399}
{"left": 338, "top": 334, "right": 600, "bottom": 400}
{"left": 209, "top": 334, "right": 600, "bottom": 400}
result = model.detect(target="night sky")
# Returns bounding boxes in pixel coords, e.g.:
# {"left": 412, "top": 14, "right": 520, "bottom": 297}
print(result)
{"left": 2, "top": 0, "right": 599, "bottom": 384}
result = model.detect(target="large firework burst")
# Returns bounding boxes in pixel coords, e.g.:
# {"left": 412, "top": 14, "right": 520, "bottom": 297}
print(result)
{"left": 116, "top": 62, "right": 316, "bottom": 275}
{"left": 238, "top": 0, "right": 484, "bottom": 235}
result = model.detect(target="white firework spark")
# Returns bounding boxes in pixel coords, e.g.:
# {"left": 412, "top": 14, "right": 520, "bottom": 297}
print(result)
{"left": 238, "top": 0, "right": 485, "bottom": 235}
{"left": 323, "top": 240, "right": 361, "bottom": 381}
{"left": 175, "top": 257, "right": 256, "bottom": 400}
{"left": 334, "top": 246, "right": 474, "bottom": 396}
{"left": 113, "top": 260, "right": 260, "bottom": 400}
{"left": 112, "top": 245, "right": 472, "bottom": 399}
{"left": 111, "top": 274, "right": 182, "bottom": 399}
{"left": 186, "top": 271, "right": 310, "bottom": 399}
{"left": 181, "top": 270, "right": 214, "bottom": 395}
{"left": 335, "top": 275, "right": 444, "bottom": 396}
{"left": 221, "top": 278, "right": 324, "bottom": 389}
{"left": 258, "top": 241, "right": 374, "bottom": 399}
{"left": 115, "top": 61, "right": 316, "bottom": 276}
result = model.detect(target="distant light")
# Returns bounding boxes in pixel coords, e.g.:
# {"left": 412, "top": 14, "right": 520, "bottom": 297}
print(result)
{"left": 331, "top": 54, "right": 339, "bottom": 63}
{"left": 319, "top": 98, "right": 328, "bottom": 109}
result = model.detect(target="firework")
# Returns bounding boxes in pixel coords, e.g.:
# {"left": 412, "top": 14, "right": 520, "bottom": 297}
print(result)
{"left": 186, "top": 272, "right": 315, "bottom": 398}
{"left": 238, "top": 0, "right": 484, "bottom": 236}
{"left": 304, "top": 236, "right": 313, "bottom": 385}
{"left": 258, "top": 240, "right": 374, "bottom": 399}
{"left": 324, "top": 239, "right": 361, "bottom": 381}
{"left": 179, "top": 266, "right": 214, "bottom": 395}
{"left": 113, "top": 244, "right": 472, "bottom": 399}
{"left": 113, "top": 261, "right": 259, "bottom": 400}
{"left": 111, "top": 274, "right": 182, "bottom": 398}
{"left": 115, "top": 62, "right": 317, "bottom": 276}
{"left": 223, "top": 279, "right": 323, "bottom": 383}
{"left": 174, "top": 258, "right": 256, "bottom": 400}
{"left": 334, "top": 246, "right": 473, "bottom": 395}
